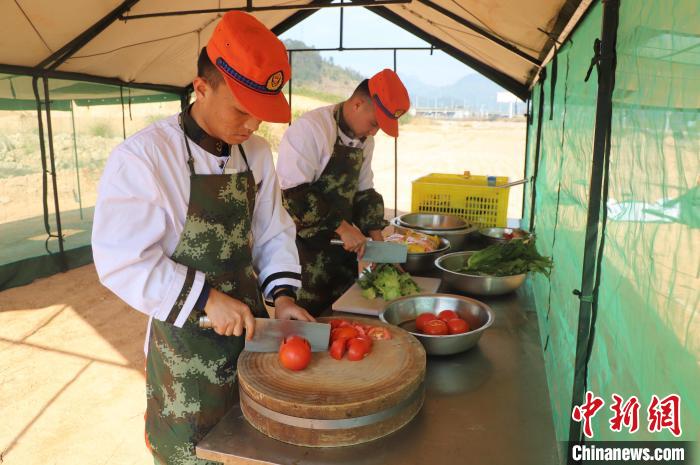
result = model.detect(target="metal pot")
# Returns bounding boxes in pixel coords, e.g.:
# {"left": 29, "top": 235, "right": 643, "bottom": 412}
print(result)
{"left": 390, "top": 218, "right": 475, "bottom": 251}
{"left": 435, "top": 251, "right": 527, "bottom": 296}
{"left": 380, "top": 293, "right": 494, "bottom": 355}
{"left": 478, "top": 227, "right": 533, "bottom": 246}
{"left": 397, "top": 213, "right": 469, "bottom": 231}
{"left": 402, "top": 237, "right": 451, "bottom": 274}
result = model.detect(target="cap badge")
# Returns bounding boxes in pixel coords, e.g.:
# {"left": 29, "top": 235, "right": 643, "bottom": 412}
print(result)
{"left": 266, "top": 71, "right": 284, "bottom": 92}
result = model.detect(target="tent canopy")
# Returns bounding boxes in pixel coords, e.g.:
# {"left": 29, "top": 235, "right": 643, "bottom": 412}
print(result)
{"left": 0, "top": 0, "right": 595, "bottom": 101}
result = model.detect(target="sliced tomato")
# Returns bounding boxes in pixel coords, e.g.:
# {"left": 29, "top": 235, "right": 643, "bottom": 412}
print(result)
{"left": 352, "top": 324, "right": 367, "bottom": 336}
{"left": 415, "top": 313, "right": 438, "bottom": 332}
{"left": 447, "top": 318, "right": 470, "bottom": 334}
{"left": 329, "top": 337, "right": 348, "bottom": 360}
{"left": 346, "top": 337, "right": 371, "bottom": 361}
{"left": 330, "top": 318, "right": 352, "bottom": 329}
{"left": 437, "top": 310, "right": 459, "bottom": 322}
{"left": 331, "top": 326, "right": 359, "bottom": 341}
{"left": 423, "top": 319, "right": 449, "bottom": 335}
{"left": 368, "top": 327, "right": 392, "bottom": 340}
{"left": 353, "top": 333, "right": 373, "bottom": 348}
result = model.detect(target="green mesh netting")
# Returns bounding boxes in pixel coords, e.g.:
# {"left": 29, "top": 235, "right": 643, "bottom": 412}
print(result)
{"left": 525, "top": 0, "right": 699, "bottom": 446}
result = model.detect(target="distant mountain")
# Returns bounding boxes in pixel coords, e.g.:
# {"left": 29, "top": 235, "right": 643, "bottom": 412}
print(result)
{"left": 283, "top": 39, "right": 522, "bottom": 115}
{"left": 403, "top": 74, "right": 523, "bottom": 115}
{"left": 284, "top": 39, "right": 363, "bottom": 98}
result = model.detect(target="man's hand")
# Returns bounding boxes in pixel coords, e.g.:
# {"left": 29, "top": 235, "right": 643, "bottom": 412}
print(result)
{"left": 203, "top": 289, "right": 256, "bottom": 339}
{"left": 274, "top": 296, "right": 316, "bottom": 322}
{"left": 335, "top": 220, "right": 367, "bottom": 259}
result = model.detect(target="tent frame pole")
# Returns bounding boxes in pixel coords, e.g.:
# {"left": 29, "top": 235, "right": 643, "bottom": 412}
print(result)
{"left": 69, "top": 101, "right": 84, "bottom": 220}
{"left": 568, "top": 0, "right": 619, "bottom": 454}
{"left": 117, "top": 0, "right": 411, "bottom": 20}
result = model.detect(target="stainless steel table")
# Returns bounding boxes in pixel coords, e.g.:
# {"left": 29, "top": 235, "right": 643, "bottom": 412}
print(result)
{"left": 196, "top": 283, "right": 560, "bottom": 465}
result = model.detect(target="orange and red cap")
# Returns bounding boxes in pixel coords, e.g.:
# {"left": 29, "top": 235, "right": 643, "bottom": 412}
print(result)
{"left": 206, "top": 11, "right": 291, "bottom": 123}
{"left": 368, "top": 69, "right": 410, "bottom": 137}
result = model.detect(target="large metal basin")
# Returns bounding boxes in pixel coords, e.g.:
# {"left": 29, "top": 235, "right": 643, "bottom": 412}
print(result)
{"left": 435, "top": 251, "right": 527, "bottom": 296}
{"left": 380, "top": 293, "right": 494, "bottom": 355}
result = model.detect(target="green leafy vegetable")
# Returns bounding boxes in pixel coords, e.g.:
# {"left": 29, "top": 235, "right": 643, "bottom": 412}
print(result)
{"left": 357, "top": 264, "right": 421, "bottom": 301}
{"left": 457, "top": 240, "right": 553, "bottom": 277}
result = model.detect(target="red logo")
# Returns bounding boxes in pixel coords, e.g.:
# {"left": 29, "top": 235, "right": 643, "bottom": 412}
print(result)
{"left": 572, "top": 391, "right": 605, "bottom": 438}
{"left": 648, "top": 394, "right": 682, "bottom": 437}
{"left": 609, "top": 394, "right": 640, "bottom": 433}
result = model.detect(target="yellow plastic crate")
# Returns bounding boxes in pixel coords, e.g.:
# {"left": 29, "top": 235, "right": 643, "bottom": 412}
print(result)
{"left": 411, "top": 173, "right": 510, "bottom": 228}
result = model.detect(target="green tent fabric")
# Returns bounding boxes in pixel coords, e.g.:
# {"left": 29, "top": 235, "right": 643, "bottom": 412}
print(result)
{"left": 525, "top": 0, "right": 699, "bottom": 446}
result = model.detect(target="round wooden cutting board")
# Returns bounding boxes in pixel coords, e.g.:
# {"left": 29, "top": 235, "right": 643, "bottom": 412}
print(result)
{"left": 237, "top": 316, "right": 426, "bottom": 447}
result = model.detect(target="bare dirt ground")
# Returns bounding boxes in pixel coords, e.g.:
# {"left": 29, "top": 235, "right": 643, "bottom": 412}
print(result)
{"left": 0, "top": 95, "right": 525, "bottom": 464}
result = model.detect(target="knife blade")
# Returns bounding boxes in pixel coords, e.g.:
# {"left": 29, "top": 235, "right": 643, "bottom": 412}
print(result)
{"left": 330, "top": 239, "right": 408, "bottom": 263}
{"left": 199, "top": 317, "right": 331, "bottom": 352}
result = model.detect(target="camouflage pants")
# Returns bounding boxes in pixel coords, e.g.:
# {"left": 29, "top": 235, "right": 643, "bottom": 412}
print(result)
{"left": 296, "top": 237, "right": 359, "bottom": 317}
{"left": 145, "top": 316, "right": 244, "bottom": 465}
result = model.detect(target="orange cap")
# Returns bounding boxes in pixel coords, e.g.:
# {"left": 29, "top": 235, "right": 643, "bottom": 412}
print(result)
{"left": 368, "top": 69, "right": 410, "bottom": 137}
{"left": 207, "top": 11, "right": 291, "bottom": 123}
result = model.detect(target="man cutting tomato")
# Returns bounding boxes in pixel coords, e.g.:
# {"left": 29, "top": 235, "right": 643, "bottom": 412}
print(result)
{"left": 92, "top": 11, "right": 313, "bottom": 464}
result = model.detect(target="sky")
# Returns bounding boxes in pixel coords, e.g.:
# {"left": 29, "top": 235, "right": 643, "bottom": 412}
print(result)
{"left": 279, "top": 6, "right": 477, "bottom": 87}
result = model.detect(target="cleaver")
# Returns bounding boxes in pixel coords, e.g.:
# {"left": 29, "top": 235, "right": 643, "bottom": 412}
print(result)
{"left": 199, "top": 317, "right": 331, "bottom": 352}
{"left": 330, "top": 239, "right": 408, "bottom": 263}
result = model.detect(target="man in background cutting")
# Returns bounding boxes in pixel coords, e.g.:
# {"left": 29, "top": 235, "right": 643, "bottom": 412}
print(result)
{"left": 277, "top": 69, "right": 410, "bottom": 316}
{"left": 92, "top": 11, "right": 313, "bottom": 464}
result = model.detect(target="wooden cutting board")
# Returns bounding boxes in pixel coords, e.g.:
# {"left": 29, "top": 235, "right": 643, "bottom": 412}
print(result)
{"left": 237, "top": 316, "right": 426, "bottom": 447}
{"left": 331, "top": 276, "right": 441, "bottom": 316}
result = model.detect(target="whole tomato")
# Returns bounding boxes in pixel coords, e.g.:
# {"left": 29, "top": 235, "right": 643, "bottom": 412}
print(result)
{"left": 279, "top": 337, "right": 312, "bottom": 371}
{"left": 415, "top": 313, "right": 438, "bottom": 332}
{"left": 438, "top": 310, "right": 459, "bottom": 322}
{"left": 447, "top": 318, "right": 470, "bottom": 334}
{"left": 422, "top": 319, "right": 449, "bottom": 336}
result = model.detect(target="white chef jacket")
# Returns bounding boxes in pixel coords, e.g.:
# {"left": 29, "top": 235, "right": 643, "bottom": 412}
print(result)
{"left": 276, "top": 104, "right": 375, "bottom": 190}
{"left": 92, "top": 114, "right": 301, "bottom": 343}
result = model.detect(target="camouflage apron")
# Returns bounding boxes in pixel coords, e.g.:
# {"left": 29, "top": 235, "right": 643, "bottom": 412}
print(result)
{"left": 145, "top": 114, "right": 265, "bottom": 464}
{"left": 293, "top": 107, "right": 365, "bottom": 316}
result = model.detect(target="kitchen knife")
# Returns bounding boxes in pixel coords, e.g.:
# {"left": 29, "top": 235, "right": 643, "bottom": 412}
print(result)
{"left": 330, "top": 239, "right": 408, "bottom": 263}
{"left": 199, "top": 317, "right": 331, "bottom": 352}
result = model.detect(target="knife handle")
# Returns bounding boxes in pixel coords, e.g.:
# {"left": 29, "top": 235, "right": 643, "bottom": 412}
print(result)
{"left": 199, "top": 316, "right": 212, "bottom": 329}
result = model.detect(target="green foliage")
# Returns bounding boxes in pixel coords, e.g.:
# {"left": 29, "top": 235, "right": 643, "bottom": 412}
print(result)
{"left": 357, "top": 264, "right": 420, "bottom": 301}
{"left": 457, "top": 240, "right": 553, "bottom": 277}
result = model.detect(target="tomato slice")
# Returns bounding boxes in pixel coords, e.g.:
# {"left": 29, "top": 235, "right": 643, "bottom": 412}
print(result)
{"left": 346, "top": 337, "right": 371, "bottom": 361}
{"left": 422, "top": 319, "right": 449, "bottom": 335}
{"left": 330, "top": 318, "right": 352, "bottom": 329}
{"left": 329, "top": 337, "right": 348, "bottom": 360}
{"left": 368, "top": 327, "right": 392, "bottom": 340}
{"left": 331, "top": 326, "right": 359, "bottom": 341}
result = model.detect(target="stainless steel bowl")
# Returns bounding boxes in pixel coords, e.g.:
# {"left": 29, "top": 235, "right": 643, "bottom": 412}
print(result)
{"left": 435, "top": 251, "right": 527, "bottom": 296}
{"left": 478, "top": 227, "right": 532, "bottom": 245}
{"left": 380, "top": 293, "right": 494, "bottom": 355}
{"left": 398, "top": 213, "right": 469, "bottom": 231}
{"left": 402, "top": 237, "right": 451, "bottom": 274}
{"left": 391, "top": 218, "right": 475, "bottom": 251}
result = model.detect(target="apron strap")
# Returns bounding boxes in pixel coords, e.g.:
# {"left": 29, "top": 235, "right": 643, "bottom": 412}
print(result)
{"left": 238, "top": 144, "right": 251, "bottom": 171}
{"left": 178, "top": 112, "right": 196, "bottom": 176}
